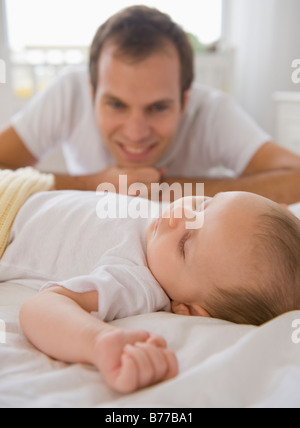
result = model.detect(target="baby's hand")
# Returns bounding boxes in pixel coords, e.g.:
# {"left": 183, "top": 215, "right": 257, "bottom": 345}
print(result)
{"left": 92, "top": 328, "right": 178, "bottom": 393}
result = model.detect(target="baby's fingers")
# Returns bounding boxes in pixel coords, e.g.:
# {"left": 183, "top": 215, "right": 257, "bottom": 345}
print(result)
{"left": 146, "top": 333, "right": 167, "bottom": 348}
{"left": 125, "top": 342, "right": 178, "bottom": 388}
{"left": 134, "top": 343, "right": 169, "bottom": 385}
{"left": 112, "top": 353, "right": 139, "bottom": 394}
{"left": 162, "top": 348, "right": 179, "bottom": 381}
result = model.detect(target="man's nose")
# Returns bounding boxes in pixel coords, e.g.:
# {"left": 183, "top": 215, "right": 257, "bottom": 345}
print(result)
{"left": 123, "top": 112, "right": 151, "bottom": 143}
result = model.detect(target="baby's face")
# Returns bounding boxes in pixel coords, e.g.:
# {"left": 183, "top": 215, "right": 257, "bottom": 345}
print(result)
{"left": 146, "top": 191, "right": 276, "bottom": 316}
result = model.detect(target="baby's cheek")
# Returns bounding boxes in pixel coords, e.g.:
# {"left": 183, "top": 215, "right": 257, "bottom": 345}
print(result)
{"left": 147, "top": 248, "right": 165, "bottom": 282}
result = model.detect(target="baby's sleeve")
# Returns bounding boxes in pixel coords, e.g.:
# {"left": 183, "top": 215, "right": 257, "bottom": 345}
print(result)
{"left": 40, "top": 264, "right": 170, "bottom": 322}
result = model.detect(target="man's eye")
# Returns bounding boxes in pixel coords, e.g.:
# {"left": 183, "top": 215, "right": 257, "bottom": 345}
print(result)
{"left": 151, "top": 104, "right": 167, "bottom": 113}
{"left": 109, "top": 101, "right": 125, "bottom": 110}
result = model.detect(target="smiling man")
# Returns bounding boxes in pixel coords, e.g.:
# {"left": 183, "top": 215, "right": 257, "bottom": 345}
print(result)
{"left": 0, "top": 5, "right": 300, "bottom": 203}
{"left": 92, "top": 40, "right": 185, "bottom": 170}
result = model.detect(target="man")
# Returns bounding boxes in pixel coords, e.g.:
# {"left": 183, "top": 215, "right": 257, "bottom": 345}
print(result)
{"left": 0, "top": 5, "right": 300, "bottom": 203}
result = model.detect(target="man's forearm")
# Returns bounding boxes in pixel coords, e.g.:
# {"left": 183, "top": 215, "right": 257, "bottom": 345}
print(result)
{"left": 54, "top": 168, "right": 300, "bottom": 204}
{"left": 54, "top": 173, "right": 85, "bottom": 191}
{"left": 54, "top": 173, "right": 103, "bottom": 191}
{"left": 164, "top": 169, "right": 300, "bottom": 204}
{"left": 0, "top": 168, "right": 90, "bottom": 191}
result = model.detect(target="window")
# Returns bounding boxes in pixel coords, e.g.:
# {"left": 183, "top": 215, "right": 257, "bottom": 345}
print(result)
{"left": 5, "top": 0, "right": 223, "bottom": 101}
{"left": 7, "top": 0, "right": 222, "bottom": 49}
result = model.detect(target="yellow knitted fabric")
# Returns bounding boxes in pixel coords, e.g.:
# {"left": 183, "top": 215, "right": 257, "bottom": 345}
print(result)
{"left": 0, "top": 167, "right": 55, "bottom": 258}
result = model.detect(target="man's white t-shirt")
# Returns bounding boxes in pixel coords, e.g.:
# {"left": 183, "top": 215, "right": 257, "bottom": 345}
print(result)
{"left": 11, "top": 67, "right": 271, "bottom": 177}
{"left": 0, "top": 191, "right": 170, "bottom": 321}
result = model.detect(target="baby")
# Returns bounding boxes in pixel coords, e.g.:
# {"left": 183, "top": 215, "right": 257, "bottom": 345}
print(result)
{"left": 12, "top": 190, "right": 299, "bottom": 394}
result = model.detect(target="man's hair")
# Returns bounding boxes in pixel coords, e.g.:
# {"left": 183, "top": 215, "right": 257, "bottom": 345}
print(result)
{"left": 204, "top": 208, "right": 300, "bottom": 326}
{"left": 89, "top": 5, "right": 194, "bottom": 102}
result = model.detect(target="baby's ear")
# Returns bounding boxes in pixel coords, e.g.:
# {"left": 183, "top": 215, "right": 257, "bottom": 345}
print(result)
{"left": 171, "top": 301, "right": 211, "bottom": 318}
{"left": 171, "top": 301, "right": 191, "bottom": 316}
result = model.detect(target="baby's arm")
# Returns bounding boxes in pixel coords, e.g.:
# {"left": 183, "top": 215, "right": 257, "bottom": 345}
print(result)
{"left": 19, "top": 286, "right": 178, "bottom": 393}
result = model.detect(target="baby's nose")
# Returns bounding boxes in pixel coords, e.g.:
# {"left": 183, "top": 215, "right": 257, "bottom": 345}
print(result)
{"left": 169, "top": 205, "right": 193, "bottom": 229}
{"left": 169, "top": 205, "right": 181, "bottom": 229}
{"left": 169, "top": 204, "right": 204, "bottom": 230}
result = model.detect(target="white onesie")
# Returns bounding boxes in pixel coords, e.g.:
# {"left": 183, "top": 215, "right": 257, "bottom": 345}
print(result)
{"left": 0, "top": 191, "right": 170, "bottom": 321}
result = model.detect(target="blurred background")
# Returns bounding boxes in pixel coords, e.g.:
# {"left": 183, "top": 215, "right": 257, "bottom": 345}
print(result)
{"left": 1, "top": 0, "right": 300, "bottom": 156}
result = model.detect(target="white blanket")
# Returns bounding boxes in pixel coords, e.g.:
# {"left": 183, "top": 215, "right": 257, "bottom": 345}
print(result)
{"left": 1, "top": 203, "right": 300, "bottom": 408}
{"left": 1, "top": 284, "right": 300, "bottom": 408}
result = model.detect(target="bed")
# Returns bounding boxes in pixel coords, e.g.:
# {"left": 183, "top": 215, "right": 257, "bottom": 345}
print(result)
{"left": 1, "top": 203, "right": 300, "bottom": 408}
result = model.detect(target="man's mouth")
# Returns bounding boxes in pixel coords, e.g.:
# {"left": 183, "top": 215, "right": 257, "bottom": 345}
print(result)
{"left": 117, "top": 143, "right": 157, "bottom": 160}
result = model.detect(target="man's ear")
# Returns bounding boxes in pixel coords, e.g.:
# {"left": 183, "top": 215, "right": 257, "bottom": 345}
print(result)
{"left": 89, "top": 80, "right": 95, "bottom": 102}
{"left": 181, "top": 89, "right": 191, "bottom": 113}
{"left": 171, "top": 301, "right": 211, "bottom": 318}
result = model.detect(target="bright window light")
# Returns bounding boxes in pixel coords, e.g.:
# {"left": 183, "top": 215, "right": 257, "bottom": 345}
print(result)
{"left": 6, "top": 0, "right": 223, "bottom": 50}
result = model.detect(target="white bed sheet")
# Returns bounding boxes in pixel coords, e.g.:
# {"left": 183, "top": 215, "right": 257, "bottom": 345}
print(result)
{"left": 1, "top": 203, "right": 300, "bottom": 408}
{"left": 0, "top": 283, "right": 300, "bottom": 408}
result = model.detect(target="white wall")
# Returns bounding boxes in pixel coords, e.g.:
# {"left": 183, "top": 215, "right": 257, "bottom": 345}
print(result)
{"left": 223, "top": 0, "right": 300, "bottom": 136}
{"left": 0, "top": 0, "right": 13, "bottom": 127}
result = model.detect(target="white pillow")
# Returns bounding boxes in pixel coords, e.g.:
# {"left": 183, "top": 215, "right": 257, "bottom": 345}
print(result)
{"left": 289, "top": 202, "right": 300, "bottom": 219}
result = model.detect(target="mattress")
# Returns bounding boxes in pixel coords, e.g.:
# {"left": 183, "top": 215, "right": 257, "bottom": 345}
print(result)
{"left": 0, "top": 203, "right": 300, "bottom": 408}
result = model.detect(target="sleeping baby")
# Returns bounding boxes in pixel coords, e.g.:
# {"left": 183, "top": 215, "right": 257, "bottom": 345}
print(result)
{"left": 2, "top": 188, "right": 297, "bottom": 393}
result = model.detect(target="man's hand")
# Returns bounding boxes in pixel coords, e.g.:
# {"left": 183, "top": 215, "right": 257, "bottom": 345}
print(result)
{"left": 55, "top": 165, "right": 166, "bottom": 195}
{"left": 96, "top": 166, "right": 167, "bottom": 198}
{"left": 92, "top": 328, "right": 178, "bottom": 393}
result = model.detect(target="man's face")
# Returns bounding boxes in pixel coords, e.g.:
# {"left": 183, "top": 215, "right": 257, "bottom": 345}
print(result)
{"left": 92, "top": 42, "right": 189, "bottom": 168}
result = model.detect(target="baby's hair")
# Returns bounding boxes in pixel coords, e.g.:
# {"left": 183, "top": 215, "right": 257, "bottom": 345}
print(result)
{"left": 205, "top": 206, "right": 300, "bottom": 326}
